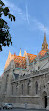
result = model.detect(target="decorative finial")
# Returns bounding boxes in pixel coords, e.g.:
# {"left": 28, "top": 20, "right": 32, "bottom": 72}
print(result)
{"left": 19, "top": 48, "right": 22, "bottom": 56}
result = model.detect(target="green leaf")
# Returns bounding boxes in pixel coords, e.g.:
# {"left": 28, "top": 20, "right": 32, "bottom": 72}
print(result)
{"left": 0, "top": 0, "right": 15, "bottom": 51}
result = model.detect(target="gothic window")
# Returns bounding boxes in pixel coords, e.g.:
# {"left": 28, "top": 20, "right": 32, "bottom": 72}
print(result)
{"left": 27, "top": 79, "right": 31, "bottom": 95}
{"left": 16, "top": 83, "right": 18, "bottom": 95}
{"left": 35, "top": 81, "right": 38, "bottom": 94}
{"left": 27, "top": 83, "right": 29, "bottom": 95}
{"left": 22, "top": 84, "right": 23, "bottom": 95}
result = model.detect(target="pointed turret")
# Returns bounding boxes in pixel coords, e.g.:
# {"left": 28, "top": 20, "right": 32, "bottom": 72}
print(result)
{"left": 23, "top": 50, "right": 27, "bottom": 57}
{"left": 23, "top": 50, "right": 29, "bottom": 70}
{"left": 42, "top": 32, "right": 48, "bottom": 50}
{"left": 9, "top": 50, "right": 11, "bottom": 58}
{"left": 19, "top": 48, "right": 22, "bottom": 56}
{"left": 4, "top": 50, "right": 11, "bottom": 70}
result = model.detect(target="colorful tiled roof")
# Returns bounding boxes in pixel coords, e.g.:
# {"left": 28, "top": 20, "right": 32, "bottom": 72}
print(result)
{"left": 4, "top": 49, "right": 49, "bottom": 70}
{"left": 14, "top": 54, "right": 26, "bottom": 69}
{"left": 27, "top": 53, "right": 37, "bottom": 64}
{"left": 14, "top": 53, "right": 37, "bottom": 68}
{"left": 38, "top": 50, "right": 47, "bottom": 57}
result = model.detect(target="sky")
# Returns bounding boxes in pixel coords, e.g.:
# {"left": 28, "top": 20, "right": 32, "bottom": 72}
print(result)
{"left": 0, "top": 0, "right": 49, "bottom": 76}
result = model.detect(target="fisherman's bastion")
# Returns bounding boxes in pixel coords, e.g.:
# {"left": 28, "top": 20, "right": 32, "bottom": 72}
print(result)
{"left": 0, "top": 33, "right": 49, "bottom": 109}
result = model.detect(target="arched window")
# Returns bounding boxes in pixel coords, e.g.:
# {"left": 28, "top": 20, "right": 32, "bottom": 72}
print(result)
{"left": 22, "top": 84, "right": 23, "bottom": 95}
{"left": 35, "top": 81, "right": 38, "bottom": 94}
{"left": 27, "top": 79, "right": 31, "bottom": 95}
{"left": 27, "top": 83, "right": 29, "bottom": 95}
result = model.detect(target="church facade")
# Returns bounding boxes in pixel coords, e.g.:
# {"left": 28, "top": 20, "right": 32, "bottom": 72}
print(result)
{"left": 1, "top": 33, "right": 49, "bottom": 109}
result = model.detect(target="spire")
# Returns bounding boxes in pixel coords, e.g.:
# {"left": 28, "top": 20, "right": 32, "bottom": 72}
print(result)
{"left": 9, "top": 50, "right": 11, "bottom": 58}
{"left": 23, "top": 50, "right": 29, "bottom": 70}
{"left": 42, "top": 32, "right": 48, "bottom": 50}
{"left": 19, "top": 48, "right": 22, "bottom": 56}
{"left": 23, "top": 50, "right": 27, "bottom": 57}
{"left": 44, "top": 32, "right": 47, "bottom": 43}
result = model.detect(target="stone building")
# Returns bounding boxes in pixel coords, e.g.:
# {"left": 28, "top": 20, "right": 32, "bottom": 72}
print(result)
{"left": 1, "top": 33, "right": 49, "bottom": 109}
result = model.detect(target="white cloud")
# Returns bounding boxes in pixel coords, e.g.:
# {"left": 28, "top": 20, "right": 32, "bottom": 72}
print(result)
{"left": 28, "top": 18, "right": 49, "bottom": 35}
{"left": 34, "top": 19, "right": 49, "bottom": 33}
{"left": 2, "top": 0, "right": 49, "bottom": 35}
{"left": 26, "top": 4, "right": 30, "bottom": 24}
